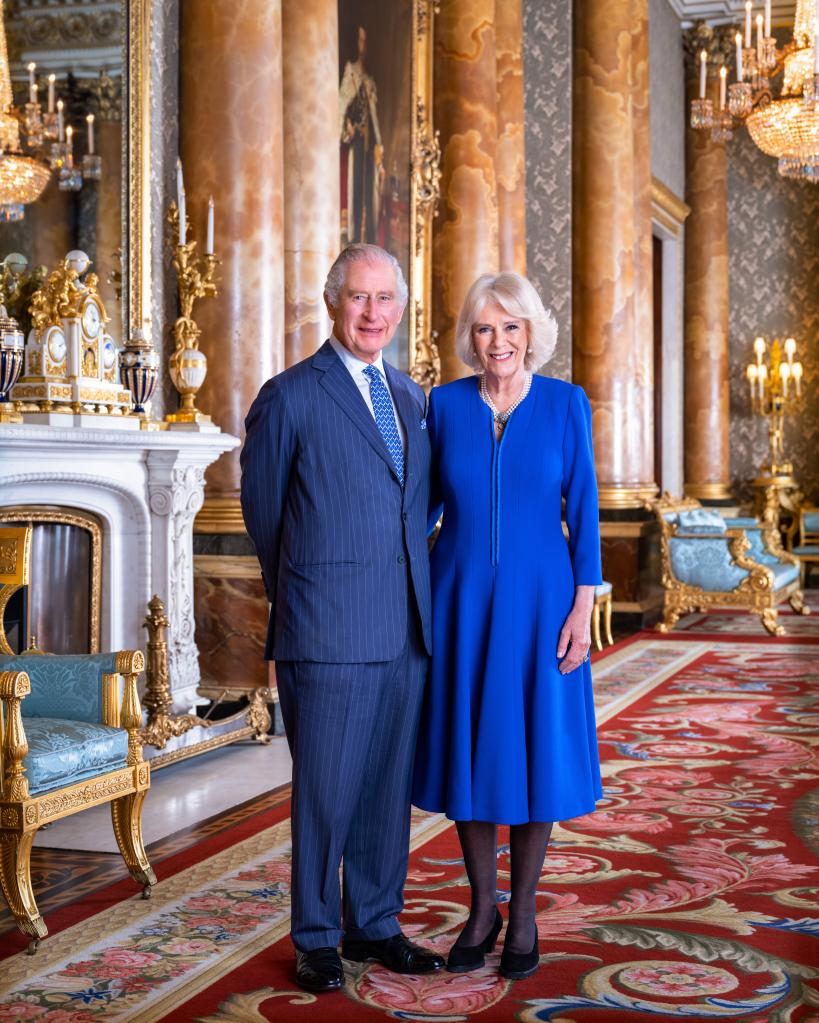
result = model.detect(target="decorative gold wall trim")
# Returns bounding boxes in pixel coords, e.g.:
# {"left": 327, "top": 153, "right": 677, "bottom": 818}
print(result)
{"left": 193, "top": 556, "right": 262, "bottom": 579}
{"left": 125, "top": 0, "right": 152, "bottom": 342}
{"left": 0, "top": 508, "right": 102, "bottom": 653}
{"left": 409, "top": 0, "right": 441, "bottom": 391}
{"left": 683, "top": 482, "right": 734, "bottom": 500}
{"left": 194, "top": 497, "right": 246, "bottom": 535}
{"left": 598, "top": 483, "right": 659, "bottom": 510}
{"left": 651, "top": 177, "right": 690, "bottom": 234}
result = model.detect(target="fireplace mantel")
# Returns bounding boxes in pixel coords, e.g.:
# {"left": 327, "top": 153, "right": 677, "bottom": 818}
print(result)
{"left": 0, "top": 423, "right": 239, "bottom": 710}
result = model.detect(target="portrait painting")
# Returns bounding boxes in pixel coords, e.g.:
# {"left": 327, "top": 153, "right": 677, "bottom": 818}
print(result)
{"left": 339, "top": 0, "right": 413, "bottom": 371}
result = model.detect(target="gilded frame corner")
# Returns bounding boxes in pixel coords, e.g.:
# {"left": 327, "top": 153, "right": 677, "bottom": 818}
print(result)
{"left": 409, "top": 0, "right": 442, "bottom": 391}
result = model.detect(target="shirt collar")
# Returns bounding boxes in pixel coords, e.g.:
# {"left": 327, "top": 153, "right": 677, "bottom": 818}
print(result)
{"left": 328, "top": 334, "right": 386, "bottom": 379}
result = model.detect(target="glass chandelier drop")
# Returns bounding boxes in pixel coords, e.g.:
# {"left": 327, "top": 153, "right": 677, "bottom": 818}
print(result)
{"left": 690, "top": 0, "right": 819, "bottom": 183}
{"left": 0, "top": 0, "right": 49, "bottom": 221}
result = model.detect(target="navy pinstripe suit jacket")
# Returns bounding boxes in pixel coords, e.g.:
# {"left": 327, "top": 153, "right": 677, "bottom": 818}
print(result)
{"left": 240, "top": 340, "right": 433, "bottom": 663}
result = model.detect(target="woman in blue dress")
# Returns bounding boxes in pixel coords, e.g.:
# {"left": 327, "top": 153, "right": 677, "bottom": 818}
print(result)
{"left": 412, "top": 273, "right": 602, "bottom": 981}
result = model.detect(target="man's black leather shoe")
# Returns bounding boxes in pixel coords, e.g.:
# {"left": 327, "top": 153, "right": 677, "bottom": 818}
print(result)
{"left": 342, "top": 932, "right": 445, "bottom": 974}
{"left": 295, "top": 947, "right": 344, "bottom": 992}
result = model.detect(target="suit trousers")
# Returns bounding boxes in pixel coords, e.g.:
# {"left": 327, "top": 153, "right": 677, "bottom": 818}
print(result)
{"left": 276, "top": 606, "right": 427, "bottom": 951}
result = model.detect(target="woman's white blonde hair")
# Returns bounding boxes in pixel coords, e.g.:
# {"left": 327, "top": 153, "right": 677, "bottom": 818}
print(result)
{"left": 455, "top": 272, "right": 558, "bottom": 372}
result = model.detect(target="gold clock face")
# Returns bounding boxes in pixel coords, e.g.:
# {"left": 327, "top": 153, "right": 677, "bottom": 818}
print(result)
{"left": 47, "top": 327, "right": 67, "bottom": 364}
{"left": 82, "top": 299, "right": 101, "bottom": 339}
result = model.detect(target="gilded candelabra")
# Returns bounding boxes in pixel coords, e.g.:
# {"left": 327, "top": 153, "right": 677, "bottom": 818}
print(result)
{"left": 164, "top": 198, "right": 218, "bottom": 427}
{"left": 745, "top": 336, "right": 803, "bottom": 481}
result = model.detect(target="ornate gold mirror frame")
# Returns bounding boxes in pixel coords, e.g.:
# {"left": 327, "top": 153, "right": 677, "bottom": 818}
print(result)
{"left": 408, "top": 0, "right": 441, "bottom": 391}
{"left": 123, "top": 0, "right": 152, "bottom": 348}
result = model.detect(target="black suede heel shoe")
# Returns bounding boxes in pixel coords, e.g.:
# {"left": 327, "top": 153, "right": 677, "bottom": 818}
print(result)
{"left": 446, "top": 908, "right": 503, "bottom": 973}
{"left": 499, "top": 930, "right": 540, "bottom": 980}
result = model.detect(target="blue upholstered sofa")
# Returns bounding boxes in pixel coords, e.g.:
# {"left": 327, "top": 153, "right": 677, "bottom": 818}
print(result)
{"left": 651, "top": 495, "right": 808, "bottom": 635}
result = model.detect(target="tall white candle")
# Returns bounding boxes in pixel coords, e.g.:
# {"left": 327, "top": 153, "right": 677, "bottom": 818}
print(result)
{"left": 206, "top": 196, "right": 214, "bottom": 255}
{"left": 176, "top": 158, "right": 184, "bottom": 209}
{"left": 178, "top": 189, "right": 187, "bottom": 246}
{"left": 65, "top": 124, "right": 73, "bottom": 166}
{"left": 47, "top": 74, "right": 55, "bottom": 113}
{"left": 764, "top": 0, "right": 771, "bottom": 37}
{"left": 756, "top": 14, "right": 764, "bottom": 61}
{"left": 719, "top": 65, "right": 727, "bottom": 109}
{"left": 56, "top": 99, "right": 64, "bottom": 142}
{"left": 745, "top": 1, "right": 752, "bottom": 47}
{"left": 86, "top": 114, "right": 95, "bottom": 155}
{"left": 27, "top": 62, "right": 36, "bottom": 103}
{"left": 699, "top": 50, "right": 707, "bottom": 99}
{"left": 736, "top": 33, "right": 744, "bottom": 82}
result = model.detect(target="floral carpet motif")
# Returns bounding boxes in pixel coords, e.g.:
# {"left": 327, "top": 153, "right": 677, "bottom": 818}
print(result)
{"left": 1, "top": 638, "right": 817, "bottom": 1022}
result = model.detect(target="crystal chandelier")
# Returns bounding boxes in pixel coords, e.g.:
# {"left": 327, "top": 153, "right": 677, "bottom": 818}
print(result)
{"left": 690, "top": 0, "right": 819, "bottom": 183}
{"left": 0, "top": 0, "right": 48, "bottom": 221}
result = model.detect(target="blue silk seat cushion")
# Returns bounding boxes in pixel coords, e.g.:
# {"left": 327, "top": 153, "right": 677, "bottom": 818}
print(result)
{"left": 677, "top": 509, "right": 727, "bottom": 534}
{"left": 0, "top": 652, "right": 118, "bottom": 723}
{"left": 724, "top": 516, "right": 759, "bottom": 529}
{"left": 770, "top": 562, "right": 799, "bottom": 588}
{"left": 669, "top": 537, "right": 749, "bottom": 591}
{"left": 594, "top": 581, "right": 613, "bottom": 597}
{"left": 803, "top": 512, "right": 819, "bottom": 533}
{"left": 793, "top": 545, "right": 819, "bottom": 556}
{"left": 22, "top": 717, "right": 128, "bottom": 796}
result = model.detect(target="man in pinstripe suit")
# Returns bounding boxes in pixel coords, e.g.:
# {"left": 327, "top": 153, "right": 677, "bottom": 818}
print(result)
{"left": 240, "top": 244, "right": 443, "bottom": 992}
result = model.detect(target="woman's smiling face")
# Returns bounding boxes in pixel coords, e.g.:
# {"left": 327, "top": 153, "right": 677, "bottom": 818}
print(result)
{"left": 471, "top": 301, "right": 528, "bottom": 382}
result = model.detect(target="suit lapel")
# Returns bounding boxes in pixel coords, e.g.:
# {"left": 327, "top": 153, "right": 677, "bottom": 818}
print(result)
{"left": 313, "top": 341, "right": 399, "bottom": 481}
{"left": 385, "top": 362, "right": 420, "bottom": 498}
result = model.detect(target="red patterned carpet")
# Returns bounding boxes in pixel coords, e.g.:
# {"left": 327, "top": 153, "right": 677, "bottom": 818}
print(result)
{"left": 1, "top": 634, "right": 818, "bottom": 1022}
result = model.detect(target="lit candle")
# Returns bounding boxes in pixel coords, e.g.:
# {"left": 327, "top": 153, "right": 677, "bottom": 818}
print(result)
{"left": 764, "top": 0, "right": 771, "bottom": 38}
{"left": 746, "top": 363, "right": 758, "bottom": 401}
{"left": 736, "top": 33, "right": 744, "bottom": 82}
{"left": 745, "top": 1, "right": 753, "bottom": 47}
{"left": 47, "top": 74, "right": 55, "bottom": 113}
{"left": 792, "top": 361, "right": 803, "bottom": 396}
{"left": 65, "top": 124, "right": 73, "bottom": 166}
{"left": 754, "top": 336, "right": 766, "bottom": 364}
{"left": 699, "top": 50, "right": 707, "bottom": 100}
{"left": 756, "top": 14, "right": 764, "bottom": 61}
{"left": 178, "top": 188, "right": 187, "bottom": 246}
{"left": 86, "top": 114, "right": 95, "bottom": 155}
{"left": 56, "top": 99, "right": 64, "bottom": 142}
{"left": 784, "top": 336, "right": 796, "bottom": 362}
{"left": 206, "top": 196, "right": 214, "bottom": 255}
{"left": 27, "top": 62, "right": 36, "bottom": 104}
{"left": 176, "top": 158, "right": 184, "bottom": 209}
{"left": 719, "top": 65, "right": 727, "bottom": 109}
{"left": 779, "top": 361, "right": 790, "bottom": 397}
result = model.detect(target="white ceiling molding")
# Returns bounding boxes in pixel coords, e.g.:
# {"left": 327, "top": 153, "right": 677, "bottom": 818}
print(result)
{"left": 666, "top": 0, "right": 797, "bottom": 26}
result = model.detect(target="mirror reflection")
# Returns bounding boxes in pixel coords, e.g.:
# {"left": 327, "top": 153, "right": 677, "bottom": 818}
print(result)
{"left": 0, "top": 0, "right": 122, "bottom": 342}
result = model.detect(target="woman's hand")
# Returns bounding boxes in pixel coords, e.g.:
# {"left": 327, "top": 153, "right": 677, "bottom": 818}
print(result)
{"left": 557, "top": 585, "right": 595, "bottom": 675}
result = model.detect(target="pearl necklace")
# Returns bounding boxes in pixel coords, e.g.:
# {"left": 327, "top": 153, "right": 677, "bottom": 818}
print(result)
{"left": 479, "top": 372, "right": 532, "bottom": 433}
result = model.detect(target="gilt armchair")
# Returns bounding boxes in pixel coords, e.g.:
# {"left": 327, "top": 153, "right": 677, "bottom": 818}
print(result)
{"left": 791, "top": 503, "right": 819, "bottom": 588}
{"left": 651, "top": 495, "right": 809, "bottom": 636}
{"left": 0, "top": 525, "right": 155, "bottom": 952}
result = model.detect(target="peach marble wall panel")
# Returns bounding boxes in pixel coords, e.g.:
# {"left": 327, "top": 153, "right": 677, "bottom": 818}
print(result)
{"left": 495, "top": 0, "right": 526, "bottom": 275}
{"left": 282, "top": 0, "right": 339, "bottom": 367}
{"left": 432, "top": 0, "right": 499, "bottom": 383}
{"left": 96, "top": 119, "right": 122, "bottom": 344}
{"left": 180, "top": 0, "right": 285, "bottom": 498}
{"left": 572, "top": 0, "right": 655, "bottom": 493}
{"left": 684, "top": 78, "right": 730, "bottom": 492}
{"left": 193, "top": 573, "right": 269, "bottom": 689}
{"left": 28, "top": 177, "right": 72, "bottom": 270}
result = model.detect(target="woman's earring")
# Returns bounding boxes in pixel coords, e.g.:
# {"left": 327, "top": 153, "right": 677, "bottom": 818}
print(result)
{"left": 527, "top": 346, "right": 533, "bottom": 352}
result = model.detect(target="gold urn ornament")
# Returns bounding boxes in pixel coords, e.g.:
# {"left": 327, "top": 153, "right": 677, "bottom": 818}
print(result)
{"left": 11, "top": 250, "right": 137, "bottom": 428}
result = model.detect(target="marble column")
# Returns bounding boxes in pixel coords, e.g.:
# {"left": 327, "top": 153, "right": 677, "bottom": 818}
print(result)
{"left": 495, "top": 0, "right": 526, "bottom": 274}
{"left": 432, "top": 0, "right": 499, "bottom": 383}
{"left": 95, "top": 118, "right": 122, "bottom": 344}
{"left": 572, "top": 0, "right": 656, "bottom": 508}
{"left": 684, "top": 77, "right": 731, "bottom": 501}
{"left": 180, "top": 0, "right": 285, "bottom": 515}
{"left": 282, "top": 0, "right": 339, "bottom": 367}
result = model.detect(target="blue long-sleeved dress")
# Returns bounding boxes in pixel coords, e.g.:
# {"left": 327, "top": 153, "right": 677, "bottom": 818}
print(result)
{"left": 411, "top": 375, "right": 603, "bottom": 824}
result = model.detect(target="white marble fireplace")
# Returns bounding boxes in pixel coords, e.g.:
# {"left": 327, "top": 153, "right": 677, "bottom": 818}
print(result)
{"left": 0, "top": 423, "right": 238, "bottom": 710}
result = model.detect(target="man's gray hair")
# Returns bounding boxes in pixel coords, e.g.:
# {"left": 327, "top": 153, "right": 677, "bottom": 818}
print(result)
{"left": 324, "top": 244, "right": 409, "bottom": 307}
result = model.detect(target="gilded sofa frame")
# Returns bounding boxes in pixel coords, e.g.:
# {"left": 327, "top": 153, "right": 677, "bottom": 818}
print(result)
{"left": 652, "top": 494, "right": 807, "bottom": 636}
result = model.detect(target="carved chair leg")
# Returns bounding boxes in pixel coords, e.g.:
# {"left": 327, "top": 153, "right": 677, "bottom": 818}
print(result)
{"left": 0, "top": 829, "right": 47, "bottom": 947}
{"left": 110, "top": 791, "right": 157, "bottom": 896}
{"left": 604, "top": 595, "right": 614, "bottom": 646}
{"left": 760, "top": 607, "right": 785, "bottom": 636}
{"left": 655, "top": 602, "right": 681, "bottom": 634}
{"left": 591, "top": 602, "right": 602, "bottom": 652}
{"left": 789, "top": 591, "right": 810, "bottom": 616}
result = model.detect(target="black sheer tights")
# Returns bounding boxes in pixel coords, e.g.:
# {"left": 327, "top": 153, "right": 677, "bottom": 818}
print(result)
{"left": 454, "top": 820, "right": 553, "bottom": 954}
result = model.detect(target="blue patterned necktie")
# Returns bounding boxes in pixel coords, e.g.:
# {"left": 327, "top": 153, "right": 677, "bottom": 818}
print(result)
{"left": 363, "top": 364, "right": 405, "bottom": 486}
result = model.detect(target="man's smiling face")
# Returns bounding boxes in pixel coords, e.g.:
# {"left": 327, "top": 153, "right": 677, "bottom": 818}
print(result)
{"left": 326, "top": 257, "right": 405, "bottom": 364}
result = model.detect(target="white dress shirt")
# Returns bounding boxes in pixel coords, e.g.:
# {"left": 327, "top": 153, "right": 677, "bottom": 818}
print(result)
{"left": 328, "top": 335, "right": 407, "bottom": 454}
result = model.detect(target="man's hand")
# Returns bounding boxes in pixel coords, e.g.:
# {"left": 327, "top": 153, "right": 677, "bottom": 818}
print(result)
{"left": 557, "top": 585, "right": 595, "bottom": 675}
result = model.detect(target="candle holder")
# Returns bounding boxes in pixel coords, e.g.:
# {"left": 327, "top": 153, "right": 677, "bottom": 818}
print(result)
{"left": 804, "top": 72, "right": 819, "bottom": 108}
{"left": 42, "top": 111, "right": 58, "bottom": 142}
{"left": 690, "top": 97, "right": 714, "bottom": 129}
{"left": 761, "top": 36, "right": 777, "bottom": 71}
{"left": 49, "top": 141, "right": 68, "bottom": 171}
{"left": 710, "top": 108, "right": 734, "bottom": 142}
{"left": 164, "top": 200, "right": 219, "bottom": 429}
{"left": 23, "top": 103, "right": 43, "bottom": 147}
{"left": 745, "top": 336, "right": 803, "bottom": 481}
{"left": 729, "top": 81, "right": 753, "bottom": 117}
{"left": 82, "top": 154, "right": 102, "bottom": 180}
{"left": 58, "top": 164, "right": 83, "bottom": 191}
